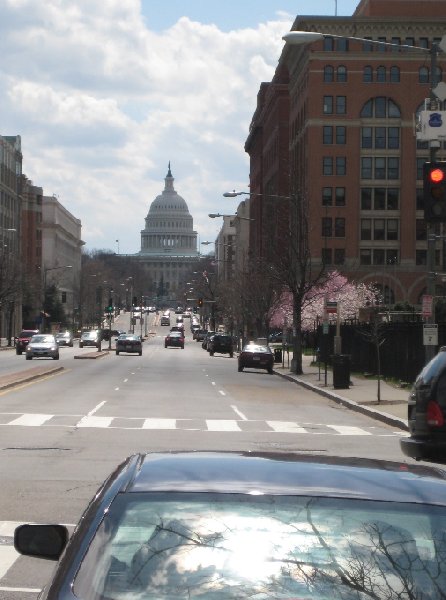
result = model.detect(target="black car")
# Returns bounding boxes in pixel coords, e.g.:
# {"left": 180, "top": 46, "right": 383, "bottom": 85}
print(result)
{"left": 401, "top": 346, "right": 446, "bottom": 460}
{"left": 238, "top": 342, "right": 274, "bottom": 373}
{"left": 14, "top": 452, "right": 446, "bottom": 599}
{"left": 207, "top": 333, "right": 234, "bottom": 357}
{"left": 165, "top": 331, "right": 185, "bottom": 349}
{"left": 116, "top": 334, "right": 142, "bottom": 356}
{"left": 201, "top": 331, "right": 215, "bottom": 350}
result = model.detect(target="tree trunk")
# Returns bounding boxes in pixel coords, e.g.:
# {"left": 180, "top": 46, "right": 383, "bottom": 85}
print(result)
{"left": 291, "top": 292, "right": 303, "bottom": 375}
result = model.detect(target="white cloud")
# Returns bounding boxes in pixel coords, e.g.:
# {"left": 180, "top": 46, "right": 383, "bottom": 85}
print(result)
{"left": 0, "top": 1, "right": 293, "bottom": 253}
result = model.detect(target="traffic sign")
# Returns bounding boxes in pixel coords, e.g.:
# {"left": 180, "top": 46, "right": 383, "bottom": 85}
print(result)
{"left": 423, "top": 324, "right": 438, "bottom": 346}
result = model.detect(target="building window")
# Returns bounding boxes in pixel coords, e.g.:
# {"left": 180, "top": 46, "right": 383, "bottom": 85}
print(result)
{"left": 416, "top": 250, "right": 427, "bottom": 265}
{"left": 336, "top": 157, "right": 346, "bottom": 175}
{"left": 361, "top": 188, "right": 372, "bottom": 210}
{"left": 322, "top": 217, "right": 332, "bottom": 237}
{"left": 322, "top": 187, "right": 332, "bottom": 206}
{"left": 61, "top": 292, "right": 67, "bottom": 303}
{"left": 388, "top": 127, "right": 399, "bottom": 149}
{"left": 361, "top": 157, "right": 373, "bottom": 179}
{"left": 362, "top": 127, "right": 372, "bottom": 148}
{"left": 376, "top": 66, "right": 386, "bottom": 82}
{"left": 336, "top": 126, "right": 346, "bottom": 144}
{"left": 323, "top": 126, "right": 333, "bottom": 144}
{"left": 377, "top": 37, "right": 386, "bottom": 51}
{"left": 360, "top": 97, "right": 401, "bottom": 118}
{"left": 416, "top": 188, "right": 424, "bottom": 211}
{"left": 335, "top": 187, "right": 346, "bottom": 206}
{"left": 387, "top": 157, "right": 399, "bottom": 179}
{"left": 323, "top": 96, "right": 333, "bottom": 114}
{"left": 334, "top": 218, "right": 345, "bottom": 237}
{"left": 391, "top": 37, "right": 401, "bottom": 52}
{"left": 323, "top": 37, "right": 334, "bottom": 51}
{"left": 322, "top": 248, "right": 332, "bottom": 265}
{"left": 334, "top": 248, "right": 345, "bottom": 265}
{"left": 363, "top": 66, "right": 373, "bottom": 82}
{"left": 416, "top": 158, "right": 426, "bottom": 181}
{"left": 336, "top": 38, "right": 349, "bottom": 51}
{"left": 336, "top": 96, "right": 346, "bottom": 114}
{"left": 324, "top": 66, "right": 334, "bottom": 82}
{"left": 419, "top": 67, "right": 429, "bottom": 83}
{"left": 390, "top": 66, "right": 400, "bottom": 82}
{"left": 374, "top": 188, "right": 386, "bottom": 210}
{"left": 373, "top": 249, "right": 385, "bottom": 265}
{"left": 361, "top": 219, "right": 372, "bottom": 240}
{"left": 416, "top": 219, "right": 427, "bottom": 240}
{"left": 323, "top": 157, "right": 333, "bottom": 175}
{"left": 363, "top": 38, "right": 373, "bottom": 52}
{"left": 387, "top": 219, "right": 398, "bottom": 240}
{"left": 375, "top": 127, "right": 386, "bottom": 149}
{"left": 337, "top": 65, "right": 347, "bottom": 82}
{"left": 375, "top": 158, "right": 386, "bottom": 179}
{"left": 405, "top": 37, "right": 415, "bottom": 47}
{"left": 374, "top": 219, "right": 385, "bottom": 240}
{"left": 419, "top": 37, "right": 429, "bottom": 49}
{"left": 360, "top": 249, "right": 372, "bottom": 265}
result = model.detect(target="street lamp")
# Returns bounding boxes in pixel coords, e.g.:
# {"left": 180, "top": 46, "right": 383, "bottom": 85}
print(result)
{"left": 209, "top": 213, "right": 254, "bottom": 221}
{"left": 42, "top": 265, "right": 73, "bottom": 332}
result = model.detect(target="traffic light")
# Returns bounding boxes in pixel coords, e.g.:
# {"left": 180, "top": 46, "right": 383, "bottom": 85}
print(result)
{"left": 132, "top": 296, "right": 138, "bottom": 306}
{"left": 198, "top": 298, "right": 203, "bottom": 307}
{"left": 424, "top": 161, "right": 446, "bottom": 222}
{"left": 105, "top": 297, "right": 113, "bottom": 313}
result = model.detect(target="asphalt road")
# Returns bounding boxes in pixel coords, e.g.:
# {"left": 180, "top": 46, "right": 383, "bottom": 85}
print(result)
{"left": 0, "top": 312, "right": 410, "bottom": 598}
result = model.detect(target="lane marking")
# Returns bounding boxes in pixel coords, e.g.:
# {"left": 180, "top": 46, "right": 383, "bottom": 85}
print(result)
{"left": 87, "top": 401, "right": 106, "bottom": 416}
{"left": 0, "top": 547, "right": 19, "bottom": 580}
{"left": 231, "top": 405, "right": 248, "bottom": 420}
{"left": 218, "top": 390, "right": 226, "bottom": 396}
{"left": 77, "top": 416, "right": 114, "bottom": 428}
{"left": 142, "top": 418, "right": 176, "bottom": 429}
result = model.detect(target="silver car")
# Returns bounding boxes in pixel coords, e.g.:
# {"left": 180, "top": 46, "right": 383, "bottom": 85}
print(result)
{"left": 26, "top": 334, "right": 60, "bottom": 360}
{"left": 55, "top": 331, "right": 74, "bottom": 347}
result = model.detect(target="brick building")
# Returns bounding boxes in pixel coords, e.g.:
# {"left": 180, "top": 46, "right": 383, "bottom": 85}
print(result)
{"left": 245, "top": 0, "right": 446, "bottom": 305}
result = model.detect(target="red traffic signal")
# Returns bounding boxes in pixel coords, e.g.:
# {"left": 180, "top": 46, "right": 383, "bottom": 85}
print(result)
{"left": 424, "top": 161, "right": 446, "bottom": 223}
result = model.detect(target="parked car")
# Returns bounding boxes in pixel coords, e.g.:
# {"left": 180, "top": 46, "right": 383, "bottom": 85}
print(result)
{"left": 202, "top": 331, "right": 215, "bottom": 349}
{"left": 238, "top": 343, "right": 274, "bottom": 373}
{"left": 208, "top": 333, "right": 234, "bottom": 357}
{"left": 194, "top": 328, "right": 207, "bottom": 341}
{"left": 165, "top": 331, "right": 185, "bottom": 349}
{"left": 55, "top": 331, "right": 74, "bottom": 347}
{"left": 401, "top": 346, "right": 446, "bottom": 460}
{"left": 79, "top": 330, "right": 101, "bottom": 349}
{"left": 14, "top": 451, "right": 446, "bottom": 600}
{"left": 25, "top": 334, "right": 59, "bottom": 360}
{"left": 116, "top": 333, "right": 142, "bottom": 356}
{"left": 15, "top": 329, "right": 39, "bottom": 355}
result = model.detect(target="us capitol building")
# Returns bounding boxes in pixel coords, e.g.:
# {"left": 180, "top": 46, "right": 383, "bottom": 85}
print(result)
{"left": 133, "top": 164, "right": 200, "bottom": 301}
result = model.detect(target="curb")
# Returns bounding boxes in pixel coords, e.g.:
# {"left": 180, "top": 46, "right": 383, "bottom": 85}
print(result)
{"left": 274, "top": 370, "right": 409, "bottom": 432}
{"left": 74, "top": 351, "right": 110, "bottom": 359}
{"left": 0, "top": 366, "right": 65, "bottom": 391}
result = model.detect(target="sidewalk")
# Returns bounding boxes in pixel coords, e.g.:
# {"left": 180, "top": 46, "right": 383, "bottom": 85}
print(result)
{"left": 274, "top": 354, "right": 409, "bottom": 431}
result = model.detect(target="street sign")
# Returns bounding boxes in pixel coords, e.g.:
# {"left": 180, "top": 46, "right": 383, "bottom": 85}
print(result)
{"left": 422, "top": 294, "right": 433, "bottom": 318}
{"left": 423, "top": 323, "right": 438, "bottom": 346}
{"left": 325, "top": 301, "right": 338, "bottom": 314}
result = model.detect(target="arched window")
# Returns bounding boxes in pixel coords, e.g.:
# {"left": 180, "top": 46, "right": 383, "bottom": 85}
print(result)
{"left": 390, "top": 66, "right": 400, "bottom": 83}
{"left": 360, "top": 97, "right": 401, "bottom": 118}
{"left": 419, "top": 67, "right": 429, "bottom": 84}
{"left": 376, "top": 66, "right": 386, "bottom": 82}
{"left": 363, "top": 66, "right": 373, "bottom": 83}
{"left": 337, "top": 65, "right": 347, "bottom": 82}
{"left": 324, "top": 65, "right": 334, "bottom": 82}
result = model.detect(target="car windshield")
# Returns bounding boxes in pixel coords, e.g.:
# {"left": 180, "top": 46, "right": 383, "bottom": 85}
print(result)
{"left": 30, "top": 335, "right": 54, "bottom": 343}
{"left": 83, "top": 332, "right": 97, "bottom": 339}
{"left": 243, "top": 344, "right": 270, "bottom": 353}
{"left": 74, "top": 492, "right": 446, "bottom": 599}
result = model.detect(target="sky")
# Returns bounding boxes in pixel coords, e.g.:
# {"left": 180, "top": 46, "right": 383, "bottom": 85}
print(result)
{"left": 0, "top": 0, "right": 360, "bottom": 256}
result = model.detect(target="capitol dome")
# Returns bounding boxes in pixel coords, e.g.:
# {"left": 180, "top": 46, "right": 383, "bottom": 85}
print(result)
{"left": 140, "top": 164, "right": 198, "bottom": 257}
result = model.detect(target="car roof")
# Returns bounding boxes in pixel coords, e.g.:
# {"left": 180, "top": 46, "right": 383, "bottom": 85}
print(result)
{"left": 111, "top": 452, "right": 446, "bottom": 505}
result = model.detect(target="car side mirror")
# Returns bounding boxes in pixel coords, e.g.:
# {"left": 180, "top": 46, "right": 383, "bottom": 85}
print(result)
{"left": 14, "top": 524, "right": 69, "bottom": 561}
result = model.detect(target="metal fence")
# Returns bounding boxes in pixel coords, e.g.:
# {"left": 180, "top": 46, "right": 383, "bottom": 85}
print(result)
{"left": 316, "top": 320, "right": 446, "bottom": 384}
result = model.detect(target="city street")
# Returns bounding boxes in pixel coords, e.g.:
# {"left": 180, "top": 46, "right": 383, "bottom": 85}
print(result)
{"left": 0, "top": 311, "right": 412, "bottom": 598}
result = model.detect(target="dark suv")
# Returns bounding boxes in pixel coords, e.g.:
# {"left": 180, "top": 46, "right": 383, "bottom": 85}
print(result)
{"left": 15, "top": 330, "right": 40, "bottom": 355}
{"left": 400, "top": 346, "right": 446, "bottom": 460}
{"left": 208, "top": 333, "right": 234, "bottom": 357}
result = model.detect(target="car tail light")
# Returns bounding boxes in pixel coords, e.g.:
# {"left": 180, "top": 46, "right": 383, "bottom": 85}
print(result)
{"left": 427, "top": 400, "right": 445, "bottom": 427}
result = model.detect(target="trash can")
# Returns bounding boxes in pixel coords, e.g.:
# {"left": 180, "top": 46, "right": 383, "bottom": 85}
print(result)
{"left": 332, "top": 354, "right": 351, "bottom": 389}
{"left": 274, "top": 348, "right": 282, "bottom": 363}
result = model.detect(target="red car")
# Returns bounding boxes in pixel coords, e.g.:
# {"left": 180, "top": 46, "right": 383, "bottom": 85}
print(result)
{"left": 15, "top": 329, "right": 39, "bottom": 355}
{"left": 165, "top": 331, "right": 185, "bottom": 349}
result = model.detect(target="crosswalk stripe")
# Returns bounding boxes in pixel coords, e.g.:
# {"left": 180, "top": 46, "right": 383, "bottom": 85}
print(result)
{"left": 328, "top": 425, "right": 372, "bottom": 436}
{"left": 6, "top": 414, "right": 53, "bottom": 426}
{"left": 142, "top": 418, "right": 176, "bottom": 429}
{"left": 0, "top": 547, "right": 19, "bottom": 580}
{"left": 266, "top": 421, "right": 308, "bottom": 433}
{"left": 206, "top": 420, "right": 241, "bottom": 431}
{"left": 77, "top": 416, "right": 114, "bottom": 428}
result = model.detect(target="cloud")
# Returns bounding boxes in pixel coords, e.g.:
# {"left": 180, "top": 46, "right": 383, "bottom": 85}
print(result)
{"left": 0, "top": 1, "right": 293, "bottom": 253}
